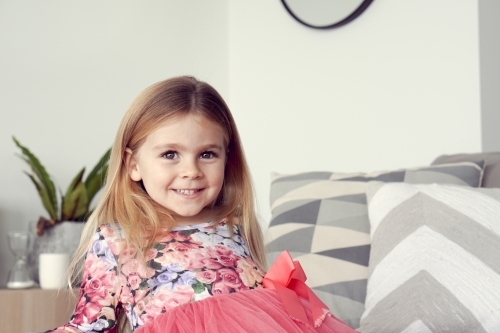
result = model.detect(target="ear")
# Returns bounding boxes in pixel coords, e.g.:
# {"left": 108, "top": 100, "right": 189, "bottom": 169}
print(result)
{"left": 125, "top": 148, "right": 142, "bottom": 181}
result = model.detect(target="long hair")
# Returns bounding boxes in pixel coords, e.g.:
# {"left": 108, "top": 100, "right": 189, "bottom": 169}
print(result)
{"left": 69, "top": 76, "right": 266, "bottom": 287}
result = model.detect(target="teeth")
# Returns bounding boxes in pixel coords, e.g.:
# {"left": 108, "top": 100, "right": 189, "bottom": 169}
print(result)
{"left": 176, "top": 189, "right": 198, "bottom": 195}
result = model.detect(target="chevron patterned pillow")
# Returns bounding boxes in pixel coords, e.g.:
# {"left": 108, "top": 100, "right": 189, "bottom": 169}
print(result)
{"left": 266, "top": 161, "right": 484, "bottom": 329}
{"left": 360, "top": 182, "right": 500, "bottom": 333}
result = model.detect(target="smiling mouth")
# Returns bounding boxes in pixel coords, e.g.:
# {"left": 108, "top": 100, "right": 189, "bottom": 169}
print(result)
{"left": 175, "top": 189, "right": 202, "bottom": 195}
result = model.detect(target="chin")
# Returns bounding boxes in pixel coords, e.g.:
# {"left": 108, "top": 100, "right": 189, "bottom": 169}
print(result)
{"left": 172, "top": 210, "right": 203, "bottom": 218}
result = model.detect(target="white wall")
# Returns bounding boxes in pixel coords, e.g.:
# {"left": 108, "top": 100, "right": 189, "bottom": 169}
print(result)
{"left": 0, "top": 0, "right": 484, "bottom": 288}
{"left": 228, "top": 0, "right": 482, "bottom": 224}
{"left": 0, "top": 0, "right": 228, "bottom": 287}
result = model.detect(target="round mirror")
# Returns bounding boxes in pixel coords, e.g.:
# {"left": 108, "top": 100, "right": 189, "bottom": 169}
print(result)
{"left": 281, "top": 0, "right": 374, "bottom": 29}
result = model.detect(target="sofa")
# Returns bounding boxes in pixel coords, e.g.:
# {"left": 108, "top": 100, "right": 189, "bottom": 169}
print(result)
{"left": 265, "top": 152, "right": 500, "bottom": 333}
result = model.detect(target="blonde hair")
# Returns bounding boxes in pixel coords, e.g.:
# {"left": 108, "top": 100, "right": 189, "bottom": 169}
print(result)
{"left": 69, "top": 76, "right": 266, "bottom": 287}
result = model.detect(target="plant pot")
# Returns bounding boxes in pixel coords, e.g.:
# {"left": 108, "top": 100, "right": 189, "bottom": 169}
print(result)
{"left": 28, "top": 221, "right": 84, "bottom": 284}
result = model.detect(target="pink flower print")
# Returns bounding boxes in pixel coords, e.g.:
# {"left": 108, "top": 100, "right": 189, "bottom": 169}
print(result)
{"left": 236, "top": 257, "right": 264, "bottom": 287}
{"left": 122, "top": 259, "right": 140, "bottom": 276}
{"left": 188, "top": 251, "right": 223, "bottom": 270}
{"left": 154, "top": 251, "right": 190, "bottom": 273}
{"left": 82, "top": 253, "right": 117, "bottom": 302}
{"left": 157, "top": 230, "right": 195, "bottom": 243}
{"left": 122, "top": 259, "right": 155, "bottom": 278}
{"left": 218, "top": 268, "right": 243, "bottom": 289}
{"left": 154, "top": 285, "right": 194, "bottom": 312}
{"left": 165, "top": 240, "right": 200, "bottom": 254}
{"left": 139, "top": 284, "right": 195, "bottom": 324}
{"left": 212, "top": 280, "right": 232, "bottom": 295}
{"left": 203, "top": 257, "right": 224, "bottom": 270}
{"left": 72, "top": 294, "right": 102, "bottom": 324}
{"left": 134, "top": 288, "right": 149, "bottom": 304}
{"left": 157, "top": 231, "right": 174, "bottom": 243}
{"left": 154, "top": 248, "right": 181, "bottom": 267}
{"left": 145, "top": 248, "right": 159, "bottom": 261}
{"left": 135, "top": 299, "right": 147, "bottom": 314}
{"left": 141, "top": 297, "right": 164, "bottom": 323}
{"left": 171, "top": 231, "right": 199, "bottom": 243}
{"left": 236, "top": 283, "right": 250, "bottom": 292}
{"left": 120, "top": 285, "right": 133, "bottom": 304}
{"left": 99, "top": 225, "right": 115, "bottom": 238}
{"left": 216, "top": 253, "right": 239, "bottom": 267}
{"left": 108, "top": 239, "right": 137, "bottom": 263}
{"left": 204, "top": 246, "right": 220, "bottom": 258}
{"left": 183, "top": 252, "right": 206, "bottom": 270}
{"left": 107, "top": 239, "right": 123, "bottom": 256}
{"left": 196, "top": 270, "right": 218, "bottom": 284}
{"left": 128, "top": 274, "right": 142, "bottom": 290}
{"left": 214, "top": 245, "right": 233, "bottom": 256}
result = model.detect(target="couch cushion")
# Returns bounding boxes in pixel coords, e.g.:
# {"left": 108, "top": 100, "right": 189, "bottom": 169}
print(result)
{"left": 359, "top": 182, "right": 500, "bottom": 332}
{"left": 431, "top": 152, "right": 500, "bottom": 188}
{"left": 266, "top": 162, "right": 484, "bottom": 329}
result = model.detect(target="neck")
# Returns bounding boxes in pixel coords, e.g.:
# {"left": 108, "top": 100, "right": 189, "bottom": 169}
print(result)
{"left": 170, "top": 207, "right": 223, "bottom": 226}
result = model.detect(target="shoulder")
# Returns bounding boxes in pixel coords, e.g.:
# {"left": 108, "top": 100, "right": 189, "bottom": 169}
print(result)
{"left": 87, "top": 223, "right": 127, "bottom": 259}
{"left": 96, "top": 223, "right": 125, "bottom": 241}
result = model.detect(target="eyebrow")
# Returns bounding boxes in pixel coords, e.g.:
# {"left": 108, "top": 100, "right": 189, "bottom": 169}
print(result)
{"left": 153, "top": 143, "right": 224, "bottom": 151}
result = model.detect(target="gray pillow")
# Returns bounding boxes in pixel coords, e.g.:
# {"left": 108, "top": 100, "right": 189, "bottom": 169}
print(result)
{"left": 359, "top": 182, "right": 500, "bottom": 332}
{"left": 432, "top": 152, "right": 500, "bottom": 188}
{"left": 266, "top": 161, "right": 484, "bottom": 329}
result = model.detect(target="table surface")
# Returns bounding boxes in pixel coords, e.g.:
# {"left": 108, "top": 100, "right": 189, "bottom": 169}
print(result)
{"left": 0, "top": 287, "right": 77, "bottom": 333}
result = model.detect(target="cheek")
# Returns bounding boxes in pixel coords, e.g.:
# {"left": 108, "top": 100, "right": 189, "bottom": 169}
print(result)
{"left": 141, "top": 167, "right": 174, "bottom": 188}
{"left": 206, "top": 165, "right": 225, "bottom": 191}
{"left": 217, "top": 166, "right": 226, "bottom": 187}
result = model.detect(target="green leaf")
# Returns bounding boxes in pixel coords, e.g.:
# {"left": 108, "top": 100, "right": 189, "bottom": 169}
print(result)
{"left": 148, "top": 261, "right": 162, "bottom": 271}
{"left": 154, "top": 243, "right": 167, "bottom": 251}
{"left": 192, "top": 280, "right": 206, "bottom": 294}
{"left": 13, "top": 137, "right": 58, "bottom": 220}
{"left": 180, "top": 229, "right": 198, "bottom": 237}
{"left": 139, "top": 279, "right": 149, "bottom": 289}
{"left": 61, "top": 168, "right": 89, "bottom": 221}
{"left": 85, "top": 148, "right": 111, "bottom": 203}
{"left": 25, "top": 172, "right": 58, "bottom": 220}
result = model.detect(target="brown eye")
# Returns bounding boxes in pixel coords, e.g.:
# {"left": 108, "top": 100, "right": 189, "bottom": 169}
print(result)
{"left": 162, "top": 151, "right": 178, "bottom": 159}
{"left": 200, "top": 151, "right": 216, "bottom": 159}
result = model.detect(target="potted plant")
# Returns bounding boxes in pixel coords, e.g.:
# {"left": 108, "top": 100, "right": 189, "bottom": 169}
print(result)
{"left": 13, "top": 136, "right": 111, "bottom": 281}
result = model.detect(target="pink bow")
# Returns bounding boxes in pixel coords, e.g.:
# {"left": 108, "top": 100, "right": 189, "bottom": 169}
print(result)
{"left": 263, "top": 251, "right": 358, "bottom": 332}
{"left": 263, "top": 251, "right": 330, "bottom": 328}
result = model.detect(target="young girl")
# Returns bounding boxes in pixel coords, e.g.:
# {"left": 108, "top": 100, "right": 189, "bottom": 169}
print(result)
{"left": 42, "top": 76, "right": 356, "bottom": 333}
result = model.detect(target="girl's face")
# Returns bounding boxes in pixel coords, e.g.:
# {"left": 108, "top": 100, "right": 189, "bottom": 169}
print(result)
{"left": 127, "top": 113, "right": 227, "bottom": 224}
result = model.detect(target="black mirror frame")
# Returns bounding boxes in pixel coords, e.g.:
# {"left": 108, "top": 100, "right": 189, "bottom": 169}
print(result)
{"left": 281, "top": 0, "right": 374, "bottom": 29}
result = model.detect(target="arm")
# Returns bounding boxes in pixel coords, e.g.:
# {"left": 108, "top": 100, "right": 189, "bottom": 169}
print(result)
{"left": 45, "top": 229, "right": 122, "bottom": 333}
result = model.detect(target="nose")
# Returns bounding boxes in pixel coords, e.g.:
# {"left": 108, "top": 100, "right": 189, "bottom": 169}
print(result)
{"left": 180, "top": 159, "right": 203, "bottom": 179}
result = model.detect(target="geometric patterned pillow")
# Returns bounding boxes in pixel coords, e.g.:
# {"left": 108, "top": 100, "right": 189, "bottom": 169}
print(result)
{"left": 359, "top": 182, "right": 500, "bottom": 332}
{"left": 265, "top": 161, "right": 484, "bottom": 329}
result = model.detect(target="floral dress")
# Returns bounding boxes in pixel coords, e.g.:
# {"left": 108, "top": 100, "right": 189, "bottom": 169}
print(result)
{"left": 46, "top": 221, "right": 265, "bottom": 333}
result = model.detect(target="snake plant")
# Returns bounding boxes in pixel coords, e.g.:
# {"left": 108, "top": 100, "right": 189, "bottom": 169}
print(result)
{"left": 13, "top": 137, "right": 111, "bottom": 235}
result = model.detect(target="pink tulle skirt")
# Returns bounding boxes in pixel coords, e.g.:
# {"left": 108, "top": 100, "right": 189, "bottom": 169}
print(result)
{"left": 135, "top": 288, "right": 356, "bottom": 333}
